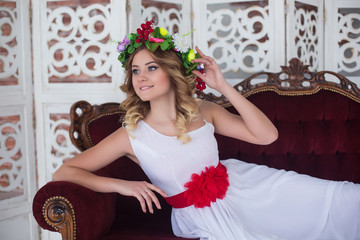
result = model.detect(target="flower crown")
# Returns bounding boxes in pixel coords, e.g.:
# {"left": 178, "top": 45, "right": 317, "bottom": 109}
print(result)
{"left": 117, "top": 20, "right": 206, "bottom": 92}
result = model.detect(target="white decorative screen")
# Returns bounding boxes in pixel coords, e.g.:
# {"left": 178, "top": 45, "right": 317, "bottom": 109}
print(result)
{"left": 337, "top": 8, "right": 360, "bottom": 76}
{"left": 0, "top": 0, "right": 38, "bottom": 239}
{"left": 0, "top": 1, "right": 23, "bottom": 200}
{"left": 208, "top": 3, "right": 271, "bottom": 74}
{"left": 192, "top": 0, "right": 285, "bottom": 90}
{"left": 0, "top": 1, "right": 33, "bottom": 203}
{"left": 45, "top": 0, "right": 114, "bottom": 85}
{"left": 0, "top": 2, "right": 19, "bottom": 87}
{"left": 0, "top": 111, "right": 24, "bottom": 199}
{"left": 325, "top": 0, "right": 360, "bottom": 86}
{"left": 287, "top": 0, "right": 323, "bottom": 71}
{"left": 44, "top": 106, "right": 79, "bottom": 182}
{"left": 33, "top": 0, "right": 126, "bottom": 191}
{"left": 130, "top": 0, "right": 191, "bottom": 39}
{"left": 142, "top": 0, "right": 186, "bottom": 33}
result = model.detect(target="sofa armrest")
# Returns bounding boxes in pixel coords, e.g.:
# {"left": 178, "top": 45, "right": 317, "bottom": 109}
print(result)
{"left": 33, "top": 181, "right": 117, "bottom": 240}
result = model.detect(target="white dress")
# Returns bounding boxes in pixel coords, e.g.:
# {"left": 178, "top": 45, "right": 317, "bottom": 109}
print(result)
{"left": 128, "top": 120, "right": 360, "bottom": 240}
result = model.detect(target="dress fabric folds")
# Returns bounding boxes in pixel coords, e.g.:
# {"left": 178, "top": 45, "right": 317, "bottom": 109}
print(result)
{"left": 128, "top": 120, "right": 360, "bottom": 240}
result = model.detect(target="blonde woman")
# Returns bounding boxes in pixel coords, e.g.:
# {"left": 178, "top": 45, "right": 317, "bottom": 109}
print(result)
{"left": 54, "top": 21, "right": 360, "bottom": 240}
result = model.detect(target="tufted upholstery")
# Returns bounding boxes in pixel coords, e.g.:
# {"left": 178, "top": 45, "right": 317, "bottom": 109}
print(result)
{"left": 217, "top": 90, "right": 360, "bottom": 183}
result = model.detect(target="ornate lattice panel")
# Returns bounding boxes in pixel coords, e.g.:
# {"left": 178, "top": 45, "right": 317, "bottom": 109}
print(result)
{"left": 0, "top": 112, "right": 24, "bottom": 200}
{"left": 45, "top": 0, "right": 114, "bottom": 84}
{"left": 129, "top": 0, "right": 191, "bottom": 40}
{"left": 34, "top": 0, "right": 126, "bottom": 193}
{"left": 324, "top": 0, "right": 360, "bottom": 86}
{"left": 337, "top": 8, "right": 360, "bottom": 76}
{"left": 207, "top": 2, "right": 271, "bottom": 76}
{"left": 0, "top": 1, "right": 37, "bottom": 238}
{"left": 0, "top": 1, "right": 19, "bottom": 86}
{"left": 192, "top": 0, "right": 285, "bottom": 91}
{"left": 45, "top": 107, "right": 79, "bottom": 181}
{"left": 141, "top": 0, "right": 184, "bottom": 33}
{"left": 293, "top": 1, "right": 322, "bottom": 71}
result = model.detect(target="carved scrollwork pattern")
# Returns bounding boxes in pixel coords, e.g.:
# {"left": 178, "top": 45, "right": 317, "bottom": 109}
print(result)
{"left": 206, "top": 4, "right": 271, "bottom": 74}
{"left": 337, "top": 9, "right": 360, "bottom": 74}
{"left": 0, "top": 114, "right": 24, "bottom": 195}
{"left": 141, "top": 2, "right": 182, "bottom": 34}
{"left": 48, "top": 113, "right": 79, "bottom": 174}
{"left": 0, "top": 2, "right": 18, "bottom": 84}
{"left": 294, "top": 3, "right": 320, "bottom": 71}
{"left": 46, "top": 2, "right": 113, "bottom": 82}
{"left": 43, "top": 196, "right": 76, "bottom": 239}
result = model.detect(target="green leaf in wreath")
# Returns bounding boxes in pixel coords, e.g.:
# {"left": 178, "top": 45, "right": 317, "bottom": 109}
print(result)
{"left": 134, "top": 42, "right": 142, "bottom": 48}
{"left": 147, "top": 41, "right": 161, "bottom": 52}
{"left": 152, "top": 27, "right": 161, "bottom": 38}
{"left": 128, "top": 46, "right": 135, "bottom": 54}
{"left": 185, "top": 63, "right": 199, "bottom": 75}
{"left": 160, "top": 40, "right": 169, "bottom": 51}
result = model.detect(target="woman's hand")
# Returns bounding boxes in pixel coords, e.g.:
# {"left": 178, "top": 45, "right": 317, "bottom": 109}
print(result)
{"left": 191, "top": 46, "right": 230, "bottom": 93}
{"left": 116, "top": 179, "right": 168, "bottom": 214}
{"left": 192, "top": 48, "right": 278, "bottom": 145}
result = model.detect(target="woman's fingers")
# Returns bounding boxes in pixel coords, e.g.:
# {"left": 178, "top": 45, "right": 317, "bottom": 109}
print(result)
{"left": 192, "top": 69, "right": 206, "bottom": 80}
{"left": 148, "top": 183, "right": 168, "bottom": 198}
{"left": 141, "top": 188, "right": 155, "bottom": 213}
{"left": 135, "top": 193, "right": 148, "bottom": 213}
{"left": 135, "top": 188, "right": 155, "bottom": 213}
{"left": 195, "top": 46, "right": 215, "bottom": 65}
{"left": 195, "top": 46, "right": 205, "bottom": 57}
{"left": 135, "top": 182, "right": 168, "bottom": 214}
{"left": 145, "top": 184, "right": 168, "bottom": 211}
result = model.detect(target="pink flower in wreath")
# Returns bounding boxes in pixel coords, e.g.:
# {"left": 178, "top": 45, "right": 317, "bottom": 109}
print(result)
{"left": 149, "top": 37, "right": 165, "bottom": 43}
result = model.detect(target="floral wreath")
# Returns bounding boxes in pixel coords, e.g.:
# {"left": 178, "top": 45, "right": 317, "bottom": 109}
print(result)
{"left": 116, "top": 20, "right": 206, "bottom": 92}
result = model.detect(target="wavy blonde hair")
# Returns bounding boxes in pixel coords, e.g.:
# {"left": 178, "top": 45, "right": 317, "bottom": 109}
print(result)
{"left": 120, "top": 46, "right": 199, "bottom": 143}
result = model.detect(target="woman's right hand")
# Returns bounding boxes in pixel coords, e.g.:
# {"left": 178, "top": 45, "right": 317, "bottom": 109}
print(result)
{"left": 116, "top": 179, "right": 168, "bottom": 214}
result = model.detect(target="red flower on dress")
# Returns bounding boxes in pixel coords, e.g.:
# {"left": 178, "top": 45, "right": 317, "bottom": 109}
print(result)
{"left": 184, "top": 164, "right": 229, "bottom": 208}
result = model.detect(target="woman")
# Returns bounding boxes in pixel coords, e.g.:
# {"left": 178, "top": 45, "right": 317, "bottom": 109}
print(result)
{"left": 53, "top": 21, "right": 360, "bottom": 240}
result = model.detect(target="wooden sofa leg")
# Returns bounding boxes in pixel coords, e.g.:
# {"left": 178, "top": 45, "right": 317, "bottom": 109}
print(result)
{"left": 42, "top": 196, "right": 76, "bottom": 240}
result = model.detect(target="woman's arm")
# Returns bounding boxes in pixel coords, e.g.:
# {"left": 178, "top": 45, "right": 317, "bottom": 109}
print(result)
{"left": 53, "top": 127, "right": 167, "bottom": 213}
{"left": 192, "top": 47, "right": 278, "bottom": 145}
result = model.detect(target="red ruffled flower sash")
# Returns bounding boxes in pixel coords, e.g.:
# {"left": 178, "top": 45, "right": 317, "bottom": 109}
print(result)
{"left": 165, "top": 162, "right": 229, "bottom": 208}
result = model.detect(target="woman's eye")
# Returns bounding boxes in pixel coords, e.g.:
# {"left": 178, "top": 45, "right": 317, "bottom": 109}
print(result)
{"left": 148, "top": 66, "right": 158, "bottom": 72}
{"left": 132, "top": 69, "right": 140, "bottom": 74}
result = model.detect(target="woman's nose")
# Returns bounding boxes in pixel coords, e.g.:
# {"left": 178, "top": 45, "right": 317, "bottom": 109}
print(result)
{"left": 138, "top": 72, "right": 148, "bottom": 82}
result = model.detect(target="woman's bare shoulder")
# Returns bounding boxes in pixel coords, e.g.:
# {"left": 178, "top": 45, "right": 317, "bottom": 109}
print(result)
{"left": 89, "top": 126, "right": 135, "bottom": 163}
{"left": 112, "top": 127, "right": 135, "bottom": 154}
{"left": 198, "top": 99, "right": 220, "bottom": 109}
{"left": 198, "top": 100, "right": 224, "bottom": 123}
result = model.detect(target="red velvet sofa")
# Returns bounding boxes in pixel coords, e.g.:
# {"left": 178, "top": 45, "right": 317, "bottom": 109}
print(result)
{"left": 33, "top": 58, "right": 360, "bottom": 239}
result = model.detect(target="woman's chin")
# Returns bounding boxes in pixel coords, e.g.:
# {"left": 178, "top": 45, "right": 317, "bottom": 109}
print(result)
{"left": 138, "top": 95, "right": 151, "bottom": 102}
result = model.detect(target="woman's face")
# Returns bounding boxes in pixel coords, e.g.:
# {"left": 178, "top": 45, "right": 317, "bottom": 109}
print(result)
{"left": 131, "top": 49, "right": 173, "bottom": 102}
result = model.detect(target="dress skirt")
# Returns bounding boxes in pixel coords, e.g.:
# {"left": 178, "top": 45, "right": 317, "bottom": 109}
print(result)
{"left": 171, "top": 159, "right": 360, "bottom": 240}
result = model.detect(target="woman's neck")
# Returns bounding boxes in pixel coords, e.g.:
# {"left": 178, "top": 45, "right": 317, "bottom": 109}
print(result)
{"left": 146, "top": 95, "right": 177, "bottom": 124}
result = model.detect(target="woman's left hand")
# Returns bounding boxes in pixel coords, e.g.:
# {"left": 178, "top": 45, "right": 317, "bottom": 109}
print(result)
{"left": 191, "top": 46, "right": 230, "bottom": 92}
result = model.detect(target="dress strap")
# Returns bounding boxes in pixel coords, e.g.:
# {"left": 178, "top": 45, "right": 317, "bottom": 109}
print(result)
{"left": 165, "top": 162, "right": 229, "bottom": 208}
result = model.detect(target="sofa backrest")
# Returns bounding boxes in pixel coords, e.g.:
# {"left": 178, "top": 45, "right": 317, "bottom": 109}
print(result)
{"left": 69, "top": 102, "right": 125, "bottom": 151}
{"left": 216, "top": 90, "right": 360, "bottom": 183}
